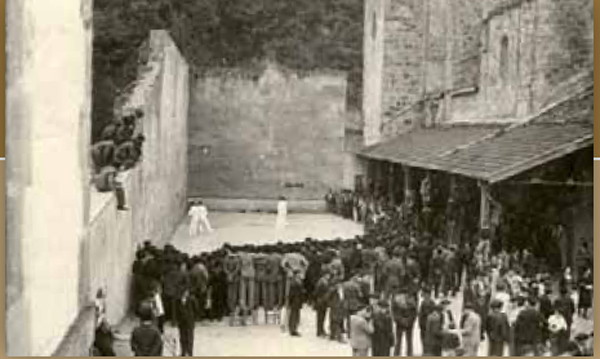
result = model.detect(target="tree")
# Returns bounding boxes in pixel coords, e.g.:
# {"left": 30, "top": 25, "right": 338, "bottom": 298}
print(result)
{"left": 92, "top": 0, "right": 365, "bottom": 140}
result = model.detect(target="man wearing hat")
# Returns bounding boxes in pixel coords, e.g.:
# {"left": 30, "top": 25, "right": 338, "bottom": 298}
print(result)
{"left": 418, "top": 288, "right": 436, "bottom": 352}
{"left": 430, "top": 243, "right": 447, "bottom": 298}
{"left": 349, "top": 306, "right": 374, "bottom": 356}
{"left": 460, "top": 301, "right": 481, "bottom": 356}
{"left": 223, "top": 249, "right": 241, "bottom": 325}
{"left": 288, "top": 270, "right": 305, "bottom": 337}
{"left": 174, "top": 288, "right": 198, "bottom": 356}
{"left": 372, "top": 299, "right": 394, "bottom": 356}
{"left": 328, "top": 281, "right": 347, "bottom": 343}
{"left": 554, "top": 287, "right": 576, "bottom": 335}
{"left": 486, "top": 299, "right": 510, "bottom": 356}
{"left": 573, "top": 332, "right": 593, "bottom": 356}
{"left": 382, "top": 247, "right": 405, "bottom": 299}
{"left": 314, "top": 272, "right": 332, "bottom": 337}
{"left": 514, "top": 296, "right": 545, "bottom": 356}
{"left": 391, "top": 288, "right": 417, "bottom": 356}
{"left": 424, "top": 299, "right": 447, "bottom": 356}
{"left": 130, "top": 302, "right": 163, "bottom": 356}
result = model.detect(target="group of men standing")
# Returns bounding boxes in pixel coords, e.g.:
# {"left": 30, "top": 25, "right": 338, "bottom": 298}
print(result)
{"left": 125, "top": 204, "right": 592, "bottom": 357}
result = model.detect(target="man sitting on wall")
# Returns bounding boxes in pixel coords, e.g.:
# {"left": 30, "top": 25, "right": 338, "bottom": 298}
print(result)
{"left": 92, "top": 165, "right": 128, "bottom": 211}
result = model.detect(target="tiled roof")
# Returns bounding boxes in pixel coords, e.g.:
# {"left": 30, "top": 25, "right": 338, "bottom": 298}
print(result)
{"left": 360, "top": 88, "right": 593, "bottom": 183}
{"left": 435, "top": 121, "right": 593, "bottom": 183}
{"left": 359, "top": 125, "right": 502, "bottom": 171}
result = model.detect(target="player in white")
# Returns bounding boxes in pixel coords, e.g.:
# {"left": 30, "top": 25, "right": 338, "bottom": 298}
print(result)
{"left": 275, "top": 196, "right": 288, "bottom": 230}
{"left": 188, "top": 200, "right": 213, "bottom": 237}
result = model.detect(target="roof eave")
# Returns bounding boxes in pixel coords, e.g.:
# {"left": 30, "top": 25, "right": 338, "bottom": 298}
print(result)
{"left": 486, "top": 135, "right": 594, "bottom": 184}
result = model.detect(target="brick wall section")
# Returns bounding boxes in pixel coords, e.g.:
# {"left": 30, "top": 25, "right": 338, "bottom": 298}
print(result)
{"left": 188, "top": 64, "right": 347, "bottom": 200}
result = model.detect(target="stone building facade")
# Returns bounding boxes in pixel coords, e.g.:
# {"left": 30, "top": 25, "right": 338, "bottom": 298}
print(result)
{"left": 363, "top": 0, "right": 594, "bottom": 142}
{"left": 360, "top": 0, "right": 593, "bottom": 268}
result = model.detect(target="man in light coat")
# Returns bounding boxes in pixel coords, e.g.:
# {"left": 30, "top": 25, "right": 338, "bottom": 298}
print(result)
{"left": 349, "top": 307, "right": 374, "bottom": 356}
{"left": 460, "top": 302, "right": 482, "bottom": 356}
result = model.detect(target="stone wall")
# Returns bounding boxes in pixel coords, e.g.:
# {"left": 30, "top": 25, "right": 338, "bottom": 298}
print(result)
{"left": 381, "top": 0, "right": 426, "bottom": 123}
{"left": 6, "top": 24, "right": 188, "bottom": 355}
{"left": 6, "top": 0, "right": 93, "bottom": 355}
{"left": 188, "top": 64, "right": 347, "bottom": 201}
{"left": 86, "top": 27, "right": 189, "bottom": 324}
{"left": 362, "top": 0, "right": 593, "bottom": 139}
{"left": 451, "top": 0, "right": 484, "bottom": 90}
{"left": 118, "top": 31, "right": 190, "bottom": 245}
{"left": 55, "top": 30, "right": 189, "bottom": 355}
{"left": 363, "top": 0, "right": 428, "bottom": 145}
{"left": 532, "top": 0, "right": 593, "bottom": 108}
{"left": 449, "top": 0, "right": 593, "bottom": 123}
{"left": 362, "top": 0, "right": 386, "bottom": 146}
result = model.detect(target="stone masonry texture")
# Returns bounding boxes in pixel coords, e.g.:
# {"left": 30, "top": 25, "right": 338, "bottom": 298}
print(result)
{"left": 363, "top": 0, "right": 593, "bottom": 141}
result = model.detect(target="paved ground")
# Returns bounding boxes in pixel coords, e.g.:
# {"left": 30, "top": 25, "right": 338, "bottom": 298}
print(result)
{"left": 168, "top": 212, "right": 364, "bottom": 254}
{"left": 114, "top": 212, "right": 592, "bottom": 356}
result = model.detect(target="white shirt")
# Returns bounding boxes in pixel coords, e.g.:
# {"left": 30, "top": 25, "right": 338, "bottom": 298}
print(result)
{"left": 277, "top": 200, "right": 287, "bottom": 215}
{"left": 548, "top": 313, "right": 567, "bottom": 333}
{"left": 189, "top": 205, "right": 208, "bottom": 219}
{"left": 153, "top": 293, "right": 165, "bottom": 317}
{"left": 494, "top": 291, "right": 511, "bottom": 314}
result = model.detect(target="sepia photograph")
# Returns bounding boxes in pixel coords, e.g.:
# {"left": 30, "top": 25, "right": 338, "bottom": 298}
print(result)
{"left": 6, "top": 0, "right": 594, "bottom": 356}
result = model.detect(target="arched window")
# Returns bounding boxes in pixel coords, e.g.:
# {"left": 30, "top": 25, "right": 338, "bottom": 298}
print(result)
{"left": 499, "top": 36, "right": 509, "bottom": 83}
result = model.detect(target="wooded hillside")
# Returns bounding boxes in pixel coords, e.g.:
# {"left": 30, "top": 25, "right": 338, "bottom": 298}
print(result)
{"left": 92, "top": 0, "right": 364, "bottom": 140}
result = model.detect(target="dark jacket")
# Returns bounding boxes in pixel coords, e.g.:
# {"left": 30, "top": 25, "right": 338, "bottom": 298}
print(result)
{"left": 382, "top": 258, "right": 404, "bottom": 293}
{"left": 539, "top": 294, "right": 553, "bottom": 320}
{"left": 189, "top": 263, "right": 209, "bottom": 294}
{"left": 554, "top": 295, "right": 576, "bottom": 326}
{"left": 418, "top": 298, "right": 436, "bottom": 333}
{"left": 163, "top": 269, "right": 189, "bottom": 298}
{"left": 486, "top": 311, "right": 510, "bottom": 343}
{"left": 94, "top": 324, "right": 116, "bottom": 356}
{"left": 514, "top": 308, "right": 544, "bottom": 345}
{"left": 253, "top": 253, "right": 269, "bottom": 282}
{"left": 372, "top": 308, "right": 395, "bottom": 349}
{"left": 289, "top": 279, "right": 305, "bottom": 310}
{"left": 223, "top": 254, "right": 241, "bottom": 283}
{"left": 266, "top": 253, "right": 282, "bottom": 283}
{"left": 425, "top": 310, "right": 444, "bottom": 352}
{"left": 175, "top": 296, "right": 198, "bottom": 327}
{"left": 391, "top": 293, "right": 417, "bottom": 327}
{"left": 328, "top": 286, "right": 345, "bottom": 319}
{"left": 314, "top": 276, "right": 331, "bottom": 309}
{"left": 343, "top": 280, "right": 364, "bottom": 313}
{"left": 130, "top": 322, "right": 163, "bottom": 356}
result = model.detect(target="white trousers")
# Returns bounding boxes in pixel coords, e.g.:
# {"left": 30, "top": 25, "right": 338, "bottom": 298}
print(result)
{"left": 275, "top": 213, "right": 287, "bottom": 229}
{"left": 190, "top": 215, "right": 213, "bottom": 236}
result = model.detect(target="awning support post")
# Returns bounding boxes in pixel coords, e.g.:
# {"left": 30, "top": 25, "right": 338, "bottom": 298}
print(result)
{"left": 479, "top": 181, "right": 491, "bottom": 231}
{"left": 388, "top": 164, "right": 395, "bottom": 204}
{"left": 403, "top": 166, "right": 411, "bottom": 198}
